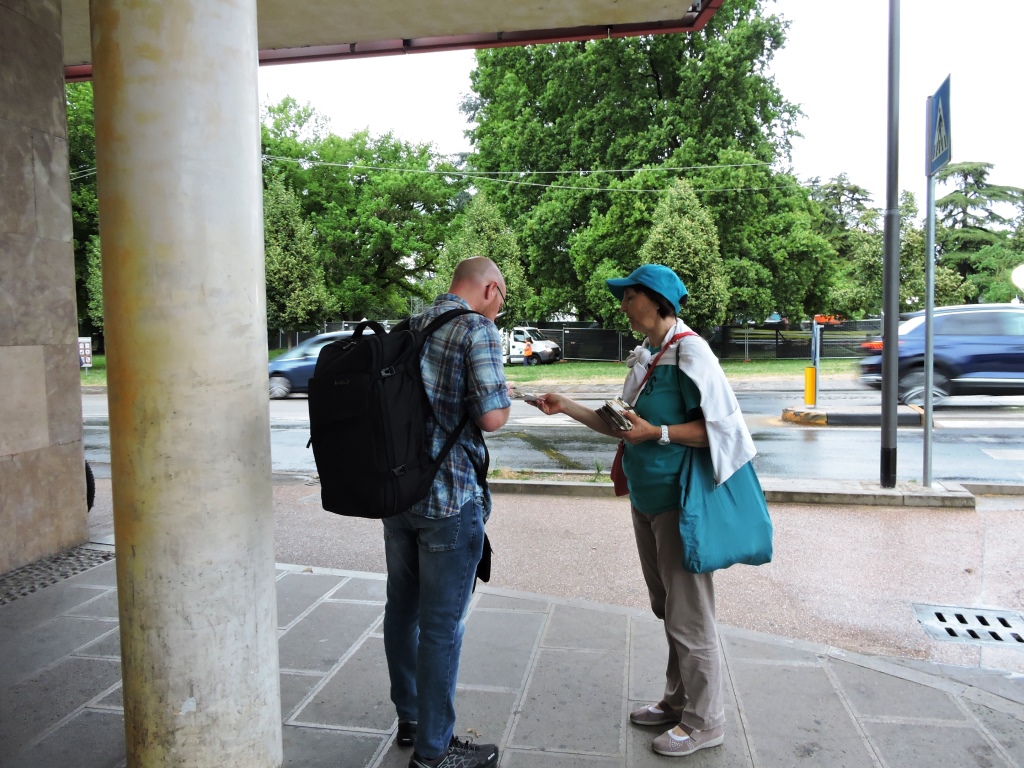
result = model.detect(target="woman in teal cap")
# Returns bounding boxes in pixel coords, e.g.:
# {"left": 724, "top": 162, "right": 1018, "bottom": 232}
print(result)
{"left": 529, "top": 263, "right": 756, "bottom": 758}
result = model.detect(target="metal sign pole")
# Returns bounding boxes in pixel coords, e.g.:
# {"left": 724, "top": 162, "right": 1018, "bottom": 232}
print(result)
{"left": 923, "top": 170, "right": 936, "bottom": 487}
{"left": 923, "top": 77, "right": 951, "bottom": 487}
{"left": 880, "top": 0, "right": 901, "bottom": 488}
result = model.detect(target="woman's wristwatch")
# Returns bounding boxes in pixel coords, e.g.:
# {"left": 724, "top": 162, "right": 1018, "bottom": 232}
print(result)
{"left": 658, "top": 424, "right": 671, "bottom": 445}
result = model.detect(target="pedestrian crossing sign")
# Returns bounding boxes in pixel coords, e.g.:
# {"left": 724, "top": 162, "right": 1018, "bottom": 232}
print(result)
{"left": 928, "top": 76, "right": 951, "bottom": 176}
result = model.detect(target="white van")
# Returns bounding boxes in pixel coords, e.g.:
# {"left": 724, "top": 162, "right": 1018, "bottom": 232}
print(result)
{"left": 501, "top": 326, "right": 562, "bottom": 365}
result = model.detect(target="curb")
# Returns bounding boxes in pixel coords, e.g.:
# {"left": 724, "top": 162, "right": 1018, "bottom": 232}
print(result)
{"left": 488, "top": 477, "right": 977, "bottom": 509}
{"left": 782, "top": 404, "right": 925, "bottom": 426}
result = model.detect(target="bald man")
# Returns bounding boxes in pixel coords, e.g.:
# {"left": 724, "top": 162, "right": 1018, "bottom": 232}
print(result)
{"left": 383, "top": 257, "right": 510, "bottom": 768}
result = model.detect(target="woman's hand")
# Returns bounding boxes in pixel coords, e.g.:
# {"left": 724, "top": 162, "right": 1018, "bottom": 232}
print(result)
{"left": 528, "top": 393, "right": 566, "bottom": 416}
{"left": 617, "top": 410, "right": 660, "bottom": 445}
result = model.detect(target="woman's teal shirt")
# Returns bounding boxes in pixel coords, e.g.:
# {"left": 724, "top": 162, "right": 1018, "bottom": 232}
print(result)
{"left": 622, "top": 348, "right": 704, "bottom": 514}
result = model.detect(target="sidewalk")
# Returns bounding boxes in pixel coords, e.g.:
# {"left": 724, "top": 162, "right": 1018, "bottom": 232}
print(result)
{"left": 2, "top": 555, "right": 1023, "bottom": 768}
{"left": 3, "top": 478, "right": 1024, "bottom": 768}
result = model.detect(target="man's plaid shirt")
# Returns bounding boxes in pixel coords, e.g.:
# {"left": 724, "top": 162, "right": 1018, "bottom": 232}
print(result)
{"left": 408, "top": 294, "right": 510, "bottom": 520}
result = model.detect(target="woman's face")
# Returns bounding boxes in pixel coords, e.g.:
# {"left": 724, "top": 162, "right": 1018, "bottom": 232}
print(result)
{"left": 619, "top": 286, "right": 660, "bottom": 334}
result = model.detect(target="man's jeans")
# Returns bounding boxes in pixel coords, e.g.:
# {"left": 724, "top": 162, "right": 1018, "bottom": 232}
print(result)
{"left": 383, "top": 499, "right": 484, "bottom": 758}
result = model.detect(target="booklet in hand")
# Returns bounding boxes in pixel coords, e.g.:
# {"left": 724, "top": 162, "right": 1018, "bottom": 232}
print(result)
{"left": 596, "top": 398, "right": 635, "bottom": 431}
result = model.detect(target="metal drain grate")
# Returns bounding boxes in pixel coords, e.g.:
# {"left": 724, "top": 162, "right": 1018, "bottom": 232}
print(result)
{"left": 913, "top": 603, "right": 1024, "bottom": 645}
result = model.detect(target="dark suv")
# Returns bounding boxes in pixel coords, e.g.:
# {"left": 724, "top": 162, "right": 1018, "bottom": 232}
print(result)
{"left": 859, "top": 304, "right": 1024, "bottom": 405}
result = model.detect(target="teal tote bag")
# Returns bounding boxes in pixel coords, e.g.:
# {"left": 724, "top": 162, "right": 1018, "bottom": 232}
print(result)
{"left": 678, "top": 448, "right": 773, "bottom": 574}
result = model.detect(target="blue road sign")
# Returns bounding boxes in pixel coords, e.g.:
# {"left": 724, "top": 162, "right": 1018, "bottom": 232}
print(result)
{"left": 928, "top": 76, "right": 951, "bottom": 176}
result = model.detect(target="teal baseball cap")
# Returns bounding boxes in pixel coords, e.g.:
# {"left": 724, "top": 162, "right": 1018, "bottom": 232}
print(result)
{"left": 606, "top": 264, "right": 689, "bottom": 312}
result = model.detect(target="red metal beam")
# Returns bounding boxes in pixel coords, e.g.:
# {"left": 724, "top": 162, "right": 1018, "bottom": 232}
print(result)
{"left": 64, "top": 1, "right": 722, "bottom": 82}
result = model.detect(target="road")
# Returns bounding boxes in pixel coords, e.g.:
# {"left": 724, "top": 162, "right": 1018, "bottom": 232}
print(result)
{"left": 82, "top": 390, "right": 1024, "bottom": 485}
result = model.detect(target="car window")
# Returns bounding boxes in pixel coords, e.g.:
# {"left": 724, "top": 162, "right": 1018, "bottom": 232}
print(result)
{"left": 513, "top": 331, "right": 525, "bottom": 342}
{"left": 1002, "top": 313, "right": 1024, "bottom": 336}
{"left": 526, "top": 328, "right": 549, "bottom": 341}
{"left": 938, "top": 312, "right": 1004, "bottom": 336}
{"left": 898, "top": 316, "right": 925, "bottom": 336}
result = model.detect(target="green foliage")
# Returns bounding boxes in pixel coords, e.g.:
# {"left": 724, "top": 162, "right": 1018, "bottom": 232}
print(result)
{"left": 263, "top": 173, "right": 336, "bottom": 330}
{"left": 84, "top": 235, "right": 103, "bottom": 331}
{"left": 66, "top": 83, "right": 98, "bottom": 330}
{"left": 430, "top": 194, "right": 528, "bottom": 326}
{"left": 936, "top": 162, "right": 1024, "bottom": 281}
{"left": 262, "top": 99, "right": 468, "bottom": 319}
{"left": 637, "top": 180, "right": 727, "bottom": 333}
{"left": 464, "top": 1, "right": 820, "bottom": 323}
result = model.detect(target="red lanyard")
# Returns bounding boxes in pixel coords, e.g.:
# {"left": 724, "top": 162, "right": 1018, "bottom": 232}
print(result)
{"left": 637, "top": 332, "right": 697, "bottom": 391}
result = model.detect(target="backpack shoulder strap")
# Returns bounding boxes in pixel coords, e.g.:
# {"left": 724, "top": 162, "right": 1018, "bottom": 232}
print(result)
{"left": 418, "top": 307, "right": 477, "bottom": 338}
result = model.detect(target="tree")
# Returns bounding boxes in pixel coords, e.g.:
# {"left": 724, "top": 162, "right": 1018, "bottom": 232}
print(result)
{"left": 66, "top": 82, "right": 99, "bottom": 331}
{"left": 637, "top": 180, "right": 727, "bottom": 334}
{"left": 464, "top": 1, "right": 813, "bottom": 322}
{"left": 936, "top": 161, "right": 1024, "bottom": 281}
{"left": 429, "top": 194, "right": 528, "bottom": 327}
{"left": 261, "top": 99, "right": 469, "bottom": 319}
{"left": 263, "top": 173, "right": 336, "bottom": 330}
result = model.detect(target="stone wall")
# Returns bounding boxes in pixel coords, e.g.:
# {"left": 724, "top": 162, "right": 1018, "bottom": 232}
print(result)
{"left": 0, "top": 0, "right": 87, "bottom": 573}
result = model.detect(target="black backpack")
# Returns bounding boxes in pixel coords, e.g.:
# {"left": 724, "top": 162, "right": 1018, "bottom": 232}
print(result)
{"left": 307, "top": 309, "right": 482, "bottom": 518}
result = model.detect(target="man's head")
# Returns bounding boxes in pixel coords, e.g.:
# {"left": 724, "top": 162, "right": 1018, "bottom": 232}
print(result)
{"left": 449, "top": 257, "right": 506, "bottom": 321}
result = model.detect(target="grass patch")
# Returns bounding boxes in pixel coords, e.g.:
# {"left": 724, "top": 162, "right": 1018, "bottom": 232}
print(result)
{"left": 489, "top": 467, "right": 611, "bottom": 483}
{"left": 719, "top": 358, "right": 859, "bottom": 378}
{"left": 81, "top": 352, "right": 860, "bottom": 387}
{"left": 80, "top": 355, "right": 106, "bottom": 386}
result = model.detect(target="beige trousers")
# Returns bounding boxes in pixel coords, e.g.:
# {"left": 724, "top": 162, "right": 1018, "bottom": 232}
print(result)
{"left": 632, "top": 506, "right": 725, "bottom": 731}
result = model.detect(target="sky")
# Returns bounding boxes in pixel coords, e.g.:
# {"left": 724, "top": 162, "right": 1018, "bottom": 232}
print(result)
{"left": 257, "top": 0, "right": 1024, "bottom": 216}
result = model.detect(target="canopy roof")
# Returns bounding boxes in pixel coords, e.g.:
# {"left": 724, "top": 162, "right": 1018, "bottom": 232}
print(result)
{"left": 63, "top": 0, "right": 722, "bottom": 79}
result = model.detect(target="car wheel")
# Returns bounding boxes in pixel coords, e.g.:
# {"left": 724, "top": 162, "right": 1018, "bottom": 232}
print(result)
{"left": 269, "top": 375, "right": 292, "bottom": 399}
{"left": 527, "top": 355, "right": 540, "bottom": 366}
{"left": 898, "top": 370, "right": 950, "bottom": 406}
{"left": 85, "top": 460, "right": 95, "bottom": 512}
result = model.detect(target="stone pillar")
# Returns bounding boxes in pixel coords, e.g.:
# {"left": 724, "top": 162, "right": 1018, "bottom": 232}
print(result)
{"left": 90, "top": 2, "right": 282, "bottom": 765}
{"left": 0, "top": 1, "right": 86, "bottom": 574}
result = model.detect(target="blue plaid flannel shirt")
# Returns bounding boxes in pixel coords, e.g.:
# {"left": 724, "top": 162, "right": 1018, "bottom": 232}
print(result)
{"left": 409, "top": 294, "right": 510, "bottom": 520}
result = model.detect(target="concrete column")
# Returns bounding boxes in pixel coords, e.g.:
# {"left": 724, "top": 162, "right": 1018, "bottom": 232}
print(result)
{"left": 90, "top": 2, "right": 282, "bottom": 765}
{"left": 0, "top": 0, "right": 86, "bottom": 574}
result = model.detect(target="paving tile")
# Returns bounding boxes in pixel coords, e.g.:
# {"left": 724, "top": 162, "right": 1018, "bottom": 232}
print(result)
{"left": 0, "top": 657, "right": 121, "bottom": 757}
{"left": 721, "top": 631, "right": 824, "bottom": 664}
{"left": 0, "top": 616, "right": 118, "bottom": 687}
{"left": 96, "top": 685, "right": 123, "bottom": 710}
{"left": 281, "top": 672, "right": 323, "bottom": 720}
{"left": 543, "top": 604, "right": 628, "bottom": 653}
{"left": 829, "top": 659, "right": 966, "bottom": 721}
{"left": 475, "top": 593, "right": 549, "bottom": 612}
{"left": 281, "top": 724, "right": 382, "bottom": 768}
{"left": 453, "top": 688, "right": 518, "bottom": 747}
{"left": 503, "top": 750, "right": 624, "bottom": 767}
{"left": 76, "top": 628, "right": 120, "bottom": 659}
{"left": 729, "top": 660, "right": 874, "bottom": 767}
{"left": 628, "top": 618, "right": 666, "bottom": 702}
{"left": 511, "top": 647, "right": 626, "bottom": 754}
{"left": 459, "top": 608, "right": 545, "bottom": 689}
{"left": 0, "top": 584, "right": 106, "bottom": 642}
{"left": 276, "top": 573, "right": 345, "bottom": 627}
{"left": 61, "top": 561, "right": 117, "bottom": 589}
{"left": 332, "top": 577, "right": 387, "bottom": 602}
{"left": 6, "top": 708, "right": 125, "bottom": 768}
{"left": 864, "top": 721, "right": 1007, "bottom": 768}
{"left": 626, "top": 699, "right": 751, "bottom": 768}
{"left": 295, "top": 636, "right": 392, "bottom": 730}
{"left": 278, "top": 601, "right": 383, "bottom": 673}
{"left": 965, "top": 701, "right": 1024, "bottom": 763}
{"left": 66, "top": 590, "right": 120, "bottom": 620}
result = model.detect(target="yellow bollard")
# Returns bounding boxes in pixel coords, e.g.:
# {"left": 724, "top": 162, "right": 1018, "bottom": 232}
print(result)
{"left": 804, "top": 366, "right": 817, "bottom": 407}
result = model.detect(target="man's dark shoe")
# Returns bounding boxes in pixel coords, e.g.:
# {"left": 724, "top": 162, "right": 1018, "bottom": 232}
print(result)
{"left": 397, "top": 721, "right": 417, "bottom": 747}
{"left": 408, "top": 735, "right": 498, "bottom": 768}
